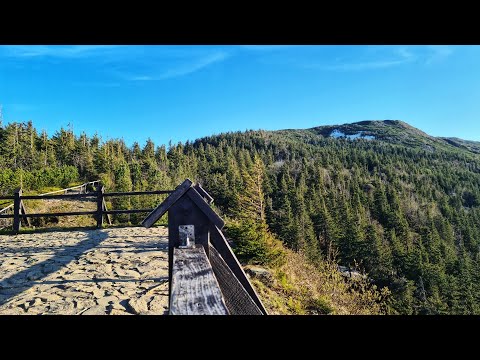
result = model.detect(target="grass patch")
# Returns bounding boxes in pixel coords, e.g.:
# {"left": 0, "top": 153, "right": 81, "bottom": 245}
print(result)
{"left": 245, "top": 247, "right": 390, "bottom": 315}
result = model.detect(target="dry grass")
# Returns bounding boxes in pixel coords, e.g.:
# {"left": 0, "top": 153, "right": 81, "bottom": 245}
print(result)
{"left": 250, "top": 248, "right": 390, "bottom": 315}
{"left": 22, "top": 198, "right": 97, "bottom": 230}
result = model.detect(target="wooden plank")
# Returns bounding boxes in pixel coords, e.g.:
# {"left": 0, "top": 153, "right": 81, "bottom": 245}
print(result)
{"left": 0, "top": 196, "right": 15, "bottom": 200}
{"left": 38, "top": 181, "right": 97, "bottom": 196}
{"left": 20, "top": 200, "right": 31, "bottom": 227}
{"left": 209, "top": 224, "right": 268, "bottom": 314}
{"left": 141, "top": 179, "right": 193, "bottom": 228}
{"left": 194, "top": 183, "right": 213, "bottom": 204}
{"left": 186, "top": 187, "right": 225, "bottom": 229}
{"left": 209, "top": 244, "right": 263, "bottom": 315}
{"left": 103, "top": 190, "right": 173, "bottom": 197}
{"left": 166, "top": 195, "right": 212, "bottom": 298}
{"left": 96, "top": 185, "right": 104, "bottom": 229}
{"left": 13, "top": 188, "right": 22, "bottom": 234}
{"left": 0, "top": 214, "right": 15, "bottom": 219}
{"left": 170, "top": 246, "right": 229, "bottom": 315}
{"left": 102, "top": 198, "right": 112, "bottom": 225}
{"left": 0, "top": 204, "right": 14, "bottom": 212}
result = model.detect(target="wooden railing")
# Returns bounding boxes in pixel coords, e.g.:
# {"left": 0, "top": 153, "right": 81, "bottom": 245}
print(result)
{"left": 142, "top": 178, "right": 267, "bottom": 315}
{"left": 0, "top": 183, "right": 174, "bottom": 234}
{"left": 170, "top": 245, "right": 229, "bottom": 315}
{"left": 1, "top": 178, "right": 267, "bottom": 315}
{"left": 38, "top": 180, "right": 101, "bottom": 196}
{"left": 0, "top": 204, "right": 14, "bottom": 230}
{"left": 0, "top": 181, "right": 101, "bottom": 230}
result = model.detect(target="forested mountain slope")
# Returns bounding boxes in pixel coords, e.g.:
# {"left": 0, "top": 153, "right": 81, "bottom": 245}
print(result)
{"left": 1, "top": 119, "right": 480, "bottom": 314}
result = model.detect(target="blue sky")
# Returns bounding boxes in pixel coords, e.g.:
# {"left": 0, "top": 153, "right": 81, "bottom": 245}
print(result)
{"left": 1, "top": 45, "right": 479, "bottom": 146}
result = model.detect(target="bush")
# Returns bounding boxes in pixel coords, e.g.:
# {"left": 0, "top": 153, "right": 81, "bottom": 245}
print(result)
{"left": 225, "top": 219, "right": 285, "bottom": 266}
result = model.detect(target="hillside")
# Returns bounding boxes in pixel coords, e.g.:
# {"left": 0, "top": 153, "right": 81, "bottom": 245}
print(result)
{"left": 1, "top": 119, "right": 480, "bottom": 314}
{"left": 278, "top": 119, "right": 480, "bottom": 155}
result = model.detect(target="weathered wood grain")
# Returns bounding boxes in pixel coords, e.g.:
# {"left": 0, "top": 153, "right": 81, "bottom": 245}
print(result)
{"left": 170, "top": 246, "right": 229, "bottom": 315}
{"left": 209, "top": 244, "right": 263, "bottom": 315}
{"left": 209, "top": 224, "right": 268, "bottom": 314}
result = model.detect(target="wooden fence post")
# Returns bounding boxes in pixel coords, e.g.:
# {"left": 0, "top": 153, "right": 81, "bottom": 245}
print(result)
{"left": 13, "top": 188, "right": 22, "bottom": 234}
{"left": 96, "top": 183, "right": 104, "bottom": 229}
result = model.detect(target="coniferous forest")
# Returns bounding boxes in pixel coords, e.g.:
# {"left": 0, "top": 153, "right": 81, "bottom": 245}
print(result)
{"left": 1, "top": 119, "right": 480, "bottom": 315}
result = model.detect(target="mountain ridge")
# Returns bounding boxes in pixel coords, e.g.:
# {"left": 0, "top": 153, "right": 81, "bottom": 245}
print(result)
{"left": 269, "top": 120, "right": 480, "bottom": 155}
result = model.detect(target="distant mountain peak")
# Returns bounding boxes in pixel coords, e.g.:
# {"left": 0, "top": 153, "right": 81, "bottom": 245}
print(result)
{"left": 274, "top": 120, "right": 480, "bottom": 155}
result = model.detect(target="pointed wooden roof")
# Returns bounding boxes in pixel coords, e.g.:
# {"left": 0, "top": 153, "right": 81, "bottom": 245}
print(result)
{"left": 141, "top": 178, "right": 224, "bottom": 229}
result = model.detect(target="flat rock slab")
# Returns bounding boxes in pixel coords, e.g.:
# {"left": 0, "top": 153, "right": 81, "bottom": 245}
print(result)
{"left": 0, "top": 227, "right": 169, "bottom": 315}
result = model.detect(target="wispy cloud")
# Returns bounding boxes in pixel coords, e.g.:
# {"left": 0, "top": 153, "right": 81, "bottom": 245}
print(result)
{"left": 1, "top": 45, "right": 231, "bottom": 82}
{"left": 1, "top": 45, "right": 120, "bottom": 59}
{"left": 310, "top": 46, "right": 416, "bottom": 71}
{"left": 124, "top": 50, "right": 230, "bottom": 81}
{"left": 300, "top": 45, "right": 454, "bottom": 72}
{"left": 319, "top": 58, "right": 410, "bottom": 71}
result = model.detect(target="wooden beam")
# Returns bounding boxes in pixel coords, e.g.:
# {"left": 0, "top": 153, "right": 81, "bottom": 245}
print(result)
{"left": 20, "top": 200, "right": 30, "bottom": 227}
{"left": 194, "top": 183, "right": 213, "bottom": 204}
{"left": 209, "top": 244, "right": 263, "bottom": 315}
{"left": 96, "top": 184, "right": 104, "bottom": 229}
{"left": 209, "top": 224, "right": 268, "bottom": 314}
{"left": 170, "top": 246, "right": 229, "bottom": 315}
{"left": 102, "top": 198, "right": 112, "bottom": 225}
{"left": 0, "top": 196, "right": 15, "bottom": 200}
{"left": 13, "top": 188, "right": 21, "bottom": 234}
{"left": 186, "top": 187, "right": 225, "bottom": 229}
{"left": 141, "top": 179, "right": 193, "bottom": 228}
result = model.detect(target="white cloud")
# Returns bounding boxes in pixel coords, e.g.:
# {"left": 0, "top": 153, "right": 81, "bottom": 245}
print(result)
{"left": 1, "top": 45, "right": 120, "bottom": 58}
{"left": 305, "top": 45, "right": 454, "bottom": 72}
{"left": 159, "top": 51, "right": 229, "bottom": 79}
{"left": 126, "top": 50, "right": 230, "bottom": 81}
{"left": 1, "top": 45, "right": 231, "bottom": 82}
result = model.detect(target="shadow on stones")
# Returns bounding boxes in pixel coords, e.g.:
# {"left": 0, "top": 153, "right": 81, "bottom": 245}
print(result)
{"left": 36, "top": 277, "right": 169, "bottom": 285}
{"left": 0, "top": 239, "right": 168, "bottom": 255}
{"left": 0, "top": 231, "right": 110, "bottom": 306}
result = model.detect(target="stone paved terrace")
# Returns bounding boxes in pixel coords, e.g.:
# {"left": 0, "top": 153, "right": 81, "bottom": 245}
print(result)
{"left": 0, "top": 227, "right": 169, "bottom": 315}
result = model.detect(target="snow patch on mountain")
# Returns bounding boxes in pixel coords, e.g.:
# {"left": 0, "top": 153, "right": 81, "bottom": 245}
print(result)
{"left": 330, "top": 129, "right": 375, "bottom": 140}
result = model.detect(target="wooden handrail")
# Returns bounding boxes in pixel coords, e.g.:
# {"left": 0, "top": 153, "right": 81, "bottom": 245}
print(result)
{"left": 0, "top": 182, "right": 173, "bottom": 233}
{"left": 0, "top": 204, "right": 14, "bottom": 213}
{"left": 170, "top": 246, "right": 229, "bottom": 315}
{"left": 38, "top": 180, "right": 100, "bottom": 196}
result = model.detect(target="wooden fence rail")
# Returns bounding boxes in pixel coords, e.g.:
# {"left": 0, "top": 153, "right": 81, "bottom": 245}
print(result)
{"left": 0, "top": 204, "right": 14, "bottom": 230}
{"left": 142, "top": 178, "right": 267, "bottom": 315}
{"left": 0, "top": 183, "right": 173, "bottom": 234}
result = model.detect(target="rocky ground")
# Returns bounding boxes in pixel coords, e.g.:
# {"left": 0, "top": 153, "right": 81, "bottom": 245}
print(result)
{"left": 0, "top": 227, "right": 169, "bottom": 315}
